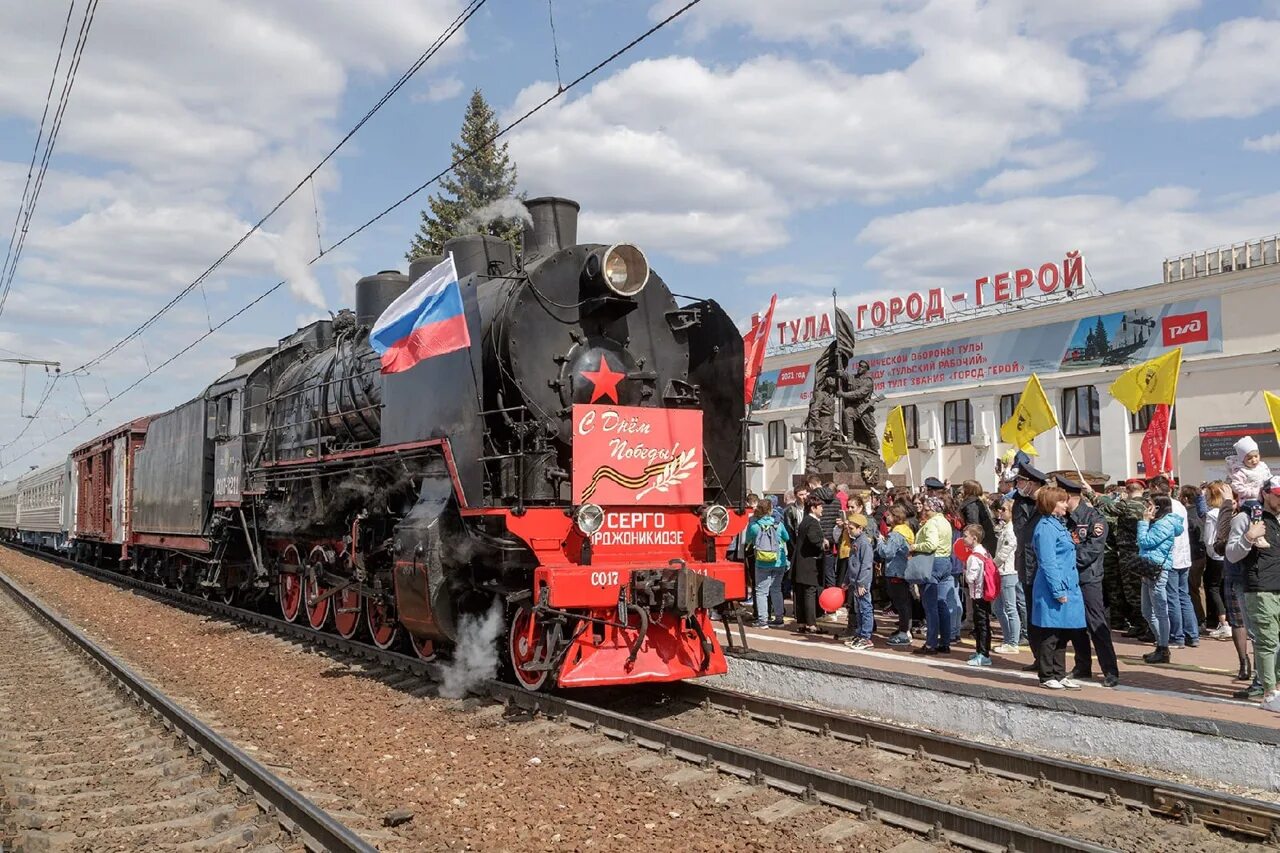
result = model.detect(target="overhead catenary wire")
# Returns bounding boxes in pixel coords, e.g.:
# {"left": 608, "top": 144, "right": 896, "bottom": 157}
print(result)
{"left": 0, "top": 0, "right": 706, "bottom": 475}
{"left": 0, "top": 0, "right": 76, "bottom": 293}
{"left": 66, "top": 0, "right": 488, "bottom": 377}
{"left": 0, "top": 0, "right": 99, "bottom": 318}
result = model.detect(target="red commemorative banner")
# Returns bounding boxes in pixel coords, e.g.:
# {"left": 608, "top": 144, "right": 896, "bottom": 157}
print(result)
{"left": 571, "top": 404, "right": 703, "bottom": 505}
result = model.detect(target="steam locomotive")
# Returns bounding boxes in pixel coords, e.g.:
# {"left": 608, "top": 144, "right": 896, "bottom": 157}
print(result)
{"left": 9, "top": 197, "right": 750, "bottom": 690}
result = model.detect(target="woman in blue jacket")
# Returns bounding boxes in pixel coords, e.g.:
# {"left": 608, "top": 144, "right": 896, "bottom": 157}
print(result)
{"left": 1031, "top": 485, "right": 1086, "bottom": 689}
{"left": 1136, "top": 495, "right": 1184, "bottom": 664}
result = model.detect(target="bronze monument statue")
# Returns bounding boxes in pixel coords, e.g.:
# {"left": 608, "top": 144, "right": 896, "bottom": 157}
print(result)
{"left": 800, "top": 309, "right": 885, "bottom": 487}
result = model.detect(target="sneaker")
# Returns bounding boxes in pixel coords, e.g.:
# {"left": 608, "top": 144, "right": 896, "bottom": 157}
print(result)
{"left": 1208, "top": 624, "right": 1232, "bottom": 639}
{"left": 1235, "top": 685, "right": 1265, "bottom": 700}
{"left": 844, "top": 637, "right": 873, "bottom": 651}
{"left": 1041, "top": 679, "right": 1065, "bottom": 690}
{"left": 914, "top": 646, "right": 940, "bottom": 656}
{"left": 1102, "top": 674, "right": 1120, "bottom": 688}
{"left": 966, "top": 654, "right": 992, "bottom": 667}
{"left": 1169, "top": 640, "right": 1185, "bottom": 649}
{"left": 768, "top": 619, "right": 785, "bottom": 627}
{"left": 887, "top": 633, "right": 912, "bottom": 646}
{"left": 994, "top": 643, "right": 1020, "bottom": 654}
{"left": 937, "top": 645, "right": 952, "bottom": 654}
{"left": 1263, "top": 690, "right": 1280, "bottom": 713}
{"left": 1060, "top": 677, "right": 1083, "bottom": 690}
{"left": 752, "top": 621, "right": 768, "bottom": 628}
{"left": 1185, "top": 638, "right": 1200, "bottom": 648}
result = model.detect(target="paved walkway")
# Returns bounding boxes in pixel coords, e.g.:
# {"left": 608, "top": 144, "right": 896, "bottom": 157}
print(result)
{"left": 735, "top": 613, "right": 1277, "bottom": 728}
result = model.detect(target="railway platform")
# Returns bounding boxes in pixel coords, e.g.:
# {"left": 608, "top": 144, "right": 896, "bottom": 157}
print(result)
{"left": 715, "top": 615, "right": 1280, "bottom": 793}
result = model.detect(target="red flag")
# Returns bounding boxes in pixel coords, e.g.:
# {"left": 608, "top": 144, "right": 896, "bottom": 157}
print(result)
{"left": 743, "top": 294, "right": 777, "bottom": 405}
{"left": 1141, "top": 404, "right": 1174, "bottom": 476}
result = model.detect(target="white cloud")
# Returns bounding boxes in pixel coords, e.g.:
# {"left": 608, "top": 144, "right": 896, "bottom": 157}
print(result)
{"left": 507, "top": 42, "right": 1087, "bottom": 260}
{"left": 744, "top": 265, "right": 840, "bottom": 288}
{"left": 413, "top": 76, "right": 465, "bottom": 103}
{"left": 652, "top": 0, "right": 1198, "bottom": 46}
{"left": 1244, "top": 133, "right": 1280, "bottom": 152}
{"left": 978, "top": 141, "right": 1098, "bottom": 197}
{"left": 1123, "top": 19, "right": 1280, "bottom": 118}
{"left": 857, "top": 187, "right": 1280, "bottom": 293}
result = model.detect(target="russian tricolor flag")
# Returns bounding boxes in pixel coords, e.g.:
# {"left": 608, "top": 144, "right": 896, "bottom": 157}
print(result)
{"left": 370, "top": 255, "right": 471, "bottom": 374}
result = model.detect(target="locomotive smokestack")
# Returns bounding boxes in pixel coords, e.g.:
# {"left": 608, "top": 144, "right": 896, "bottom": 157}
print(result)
{"left": 522, "top": 197, "right": 579, "bottom": 259}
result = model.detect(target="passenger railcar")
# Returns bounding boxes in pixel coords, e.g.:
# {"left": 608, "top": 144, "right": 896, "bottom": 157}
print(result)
{"left": 16, "top": 461, "right": 70, "bottom": 551}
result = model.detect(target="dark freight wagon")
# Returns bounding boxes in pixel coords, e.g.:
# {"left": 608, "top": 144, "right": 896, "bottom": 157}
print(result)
{"left": 132, "top": 399, "right": 213, "bottom": 551}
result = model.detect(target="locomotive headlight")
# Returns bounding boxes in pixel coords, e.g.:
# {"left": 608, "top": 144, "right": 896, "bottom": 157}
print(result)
{"left": 575, "top": 503, "right": 605, "bottom": 536}
{"left": 701, "top": 504, "right": 730, "bottom": 536}
{"left": 599, "top": 243, "right": 649, "bottom": 297}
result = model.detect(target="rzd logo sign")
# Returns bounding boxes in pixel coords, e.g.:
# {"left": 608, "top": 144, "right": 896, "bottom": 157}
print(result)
{"left": 1162, "top": 311, "right": 1209, "bottom": 347}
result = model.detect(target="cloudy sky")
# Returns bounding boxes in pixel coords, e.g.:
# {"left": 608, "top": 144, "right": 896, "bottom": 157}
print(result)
{"left": 0, "top": 0, "right": 1277, "bottom": 477}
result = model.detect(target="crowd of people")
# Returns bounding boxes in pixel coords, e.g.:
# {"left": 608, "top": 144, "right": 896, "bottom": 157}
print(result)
{"left": 733, "top": 435, "right": 1280, "bottom": 711}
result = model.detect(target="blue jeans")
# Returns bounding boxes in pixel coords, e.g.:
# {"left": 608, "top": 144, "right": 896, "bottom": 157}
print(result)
{"left": 995, "top": 573, "right": 1021, "bottom": 646}
{"left": 851, "top": 588, "right": 874, "bottom": 639}
{"left": 1166, "top": 567, "right": 1199, "bottom": 643}
{"left": 946, "top": 574, "right": 962, "bottom": 641}
{"left": 753, "top": 565, "right": 785, "bottom": 625}
{"left": 1142, "top": 568, "right": 1171, "bottom": 647}
{"left": 937, "top": 580, "right": 957, "bottom": 647}
{"left": 922, "top": 557, "right": 953, "bottom": 649}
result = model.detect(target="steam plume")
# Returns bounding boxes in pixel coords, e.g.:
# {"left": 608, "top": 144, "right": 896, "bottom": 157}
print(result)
{"left": 438, "top": 599, "right": 504, "bottom": 699}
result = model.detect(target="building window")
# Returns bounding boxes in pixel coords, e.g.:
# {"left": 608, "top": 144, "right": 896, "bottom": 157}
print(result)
{"left": 1130, "top": 404, "right": 1177, "bottom": 433}
{"left": 1061, "top": 386, "right": 1100, "bottom": 437}
{"left": 999, "top": 394, "right": 1018, "bottom": 426}
{"left": 943, "top": 400, "right": 972, "bottom": 445}
{"left": 902, "top": 404, "right": 918, "bottom": 448}
{"left": 766, "top": 420, "right": 788, "bottom": 458}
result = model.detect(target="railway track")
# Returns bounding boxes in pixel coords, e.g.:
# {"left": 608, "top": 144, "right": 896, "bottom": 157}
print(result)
{"left": 0, "top": 566, "right": 376, "bottom": 853}
{"left": 9, "top": 544, "right": 1280, "bottom": 852}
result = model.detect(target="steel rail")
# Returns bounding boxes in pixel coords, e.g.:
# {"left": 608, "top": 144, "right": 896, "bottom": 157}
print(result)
{"left": 0, "top": 564, "right": 377, "bottom": 853}
{"left": 489, "top": 684, "right": 1115, "bottom": 853}
{"left": 667, "top": 683, "right": 1280, "bottom": 842}
{"left": 11, "top": 545, "right": 1277, "bottom": 848}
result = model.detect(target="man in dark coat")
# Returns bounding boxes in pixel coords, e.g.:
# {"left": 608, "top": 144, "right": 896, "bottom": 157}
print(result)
{"left": 1013, "top": 464, "right": 1048, "bottom": 666}
{"left": 792, "top": 495, "right": 828, "bottom": 632}
{"left": 806, "top": 474, "right": 842, "bottom": 592}
{"left": 1061, "top": 477, "right": 1120, "bottom": 687}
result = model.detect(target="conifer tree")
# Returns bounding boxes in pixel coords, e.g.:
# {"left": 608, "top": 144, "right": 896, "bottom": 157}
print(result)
{"left": 407, "top": 88, "right": 522, "bottom": 259}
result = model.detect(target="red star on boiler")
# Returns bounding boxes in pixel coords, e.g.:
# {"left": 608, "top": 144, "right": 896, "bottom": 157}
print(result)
{"left": 581, "top": 354, "right": 626, "bottom": 403}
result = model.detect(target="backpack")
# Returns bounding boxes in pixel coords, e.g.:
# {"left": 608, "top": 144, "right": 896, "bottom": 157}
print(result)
{"left": 754, "top": 518, "right": 781, "bottom": 563}
{"left": 979, "top": 550, "right": 1000, "bottom": 603}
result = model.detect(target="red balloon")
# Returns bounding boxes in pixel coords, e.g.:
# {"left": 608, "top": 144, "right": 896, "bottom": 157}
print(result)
{"left": 819, "top": 586, "right": 845, "bottom": 613}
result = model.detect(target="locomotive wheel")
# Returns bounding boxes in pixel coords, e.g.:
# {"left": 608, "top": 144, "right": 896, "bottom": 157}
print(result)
{"left": 411, "top": 635, "right": 435, "bottom": 661}
{"left": 221, "top": 586, "right": 238, "bottom": 606}
{"left": 333, "top": 585, "right": 362, "bottom": 640}
{"left": 305, "top": 547, "right": 332, "bottom": 631}
{"left": 278, "top": 546, "right": 303, "bottom": 623}
{"left": 508, "top": 604, "right": 553, "bottom": 692}
{"left": 366, "top": 598, "right": 400, "bottom": 650}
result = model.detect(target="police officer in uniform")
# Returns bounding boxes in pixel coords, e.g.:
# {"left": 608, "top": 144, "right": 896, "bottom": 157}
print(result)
{"left": 1060, "top": 476, "right": 1120, "bottom": 688}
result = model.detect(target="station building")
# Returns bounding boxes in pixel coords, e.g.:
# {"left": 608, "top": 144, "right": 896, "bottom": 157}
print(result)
{"left": 748, "top": 237, "right": 1280, "bottom": 494}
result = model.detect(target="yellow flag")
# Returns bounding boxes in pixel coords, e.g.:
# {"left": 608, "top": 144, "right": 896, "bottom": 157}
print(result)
{"left": 1265, "top": 391, "right": 1280, "bottom": 447}
{"left": 880, "top": 405, "right": 908, "bottom": 468}
{"left": 1108, "top": 348, "right": 1182, "bottom": 414}
{"left": 1000, "top": 374, "right": 1057, "bottom": 451}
